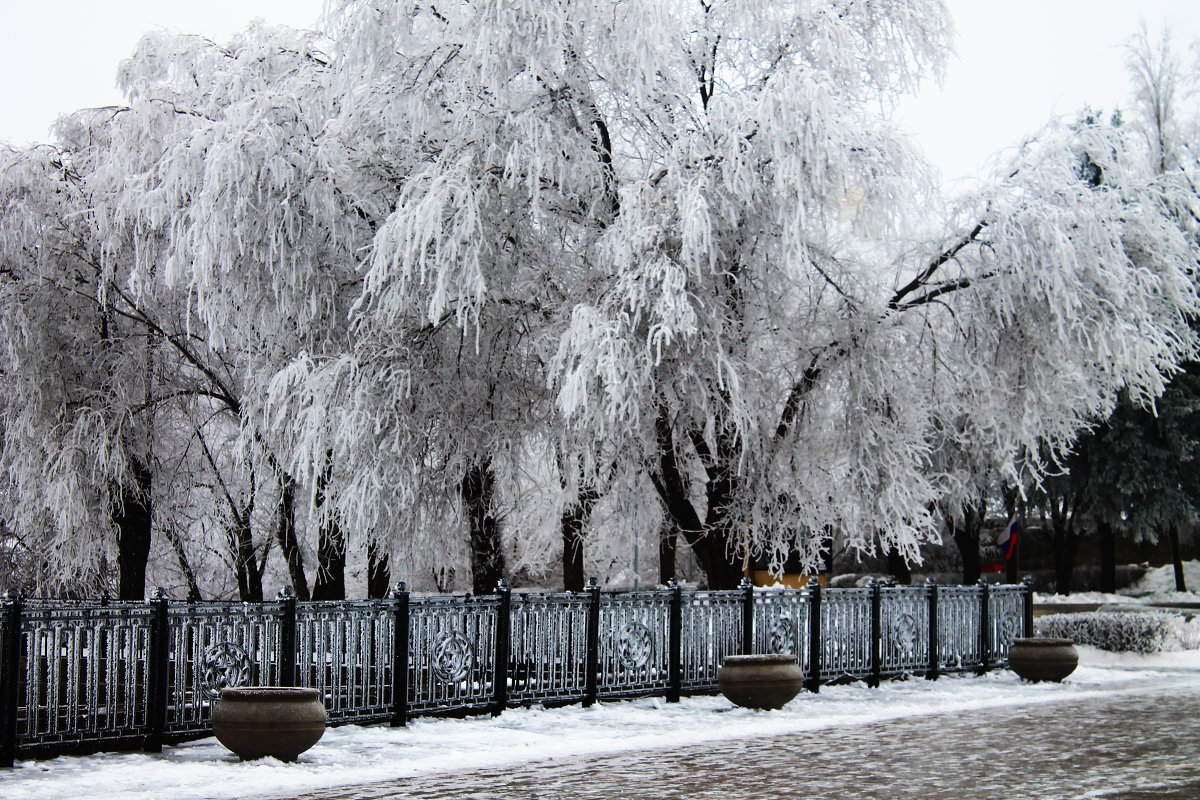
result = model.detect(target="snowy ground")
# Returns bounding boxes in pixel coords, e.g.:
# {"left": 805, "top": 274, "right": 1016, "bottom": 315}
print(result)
{"left": 4, "top": 647, "right": 1200, "bottom": 800}
{"left": 1036, "top": 560, "right": 1200, "bottom": 606}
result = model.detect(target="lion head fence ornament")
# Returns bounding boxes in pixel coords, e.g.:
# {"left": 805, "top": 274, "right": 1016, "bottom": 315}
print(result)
{"left": 431, "top": 631, "right": 474, "bottom": 683}
{"left": 615, "top": 621, "right": 655, "bottom": 670}
{"left": 202, "top": 641, "right": 252, "bottom": 699}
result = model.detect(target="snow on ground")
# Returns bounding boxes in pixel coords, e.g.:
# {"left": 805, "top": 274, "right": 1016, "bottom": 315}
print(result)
{"left": 4, "top": 648, "right": 1200, "bottom": 800}
{"left": 1035, "top": 560, "right": 1200, "bottom": 606}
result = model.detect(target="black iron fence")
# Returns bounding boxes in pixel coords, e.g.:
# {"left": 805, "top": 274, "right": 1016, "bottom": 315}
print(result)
{"left": 0, "top": 577, "right": 1033, "bottom": 765}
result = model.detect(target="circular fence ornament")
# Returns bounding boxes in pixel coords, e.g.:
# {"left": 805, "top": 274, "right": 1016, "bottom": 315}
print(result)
{"left": 431, "top": 631, "right": 474, "bottom": 683}
{"left": 616, "top": 622, "right": 655, "bottom": 670}
{"left": 887, "top": 612, "right": 920, "bottom": 657}
{"left": 997, "top": 612, "right": 1022, "bottom": 647}
{"left": 768, "top": 618, "right": 797, "bottom": 655}
{"left": 202, "top": 642, "right": 252, "bottom": 699}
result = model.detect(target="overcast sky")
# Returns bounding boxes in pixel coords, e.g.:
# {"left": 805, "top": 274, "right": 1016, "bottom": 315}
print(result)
{"left": 1, "top": 1, "right": 1197, "bottom": 188}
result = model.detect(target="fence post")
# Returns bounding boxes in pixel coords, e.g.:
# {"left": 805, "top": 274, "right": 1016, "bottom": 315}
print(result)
{"left": 869, "top": 579, "right": 882, "bottom": 689}
{"left": 492, "top": 580, "right": 511, "bottom": 716}
{"left": 144, "top": 588, "right": 169, "bottom": 753}
{"left": 277, "top": 586, "right": 297, "bottom": 688}
{"left": 390, "top": 582, "right": 410, "bottom": 727}
{"left": 1022, "top": 575, "right": 1036, "bottom": 638}
{"left": 805, "top": 580, "right": 822, "bottom": 693}
{"left": 667, "top": 580, "right": 682, "bottom": 703}
{"left": 740, "top": 577, "right": 755, "bottom": 655}
{"left": 1, "top": 591, "right": 22, "bottom": 768}
{"left": 583, "top": 577, "right": 600, "bottom": 708}
{"left": 978, "top": 578, "right": 991, "bottom": 675}
{"left": 925, "top": 578, "right": 939, "bottom": 681}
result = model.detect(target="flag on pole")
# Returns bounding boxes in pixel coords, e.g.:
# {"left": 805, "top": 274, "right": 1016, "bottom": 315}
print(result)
{"left": 997, "top": 516, "right": 1019, "bottom": 561}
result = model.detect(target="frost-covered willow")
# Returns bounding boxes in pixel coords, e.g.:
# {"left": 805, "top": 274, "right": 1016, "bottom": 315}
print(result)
{"left": 311, "top": 0, "right": 1199, "bottom": 589}
{"left": 0, "top": 134, "right": 163, "bottom": 597}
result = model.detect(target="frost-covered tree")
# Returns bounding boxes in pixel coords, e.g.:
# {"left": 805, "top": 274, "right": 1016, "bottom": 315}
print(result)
{"left": 1046, "top": 28, "right": 1200, "bottom": 595}
{"left": 0, "top": 141, "right": 158, "bottom": 597}
{"left": 94, "top": 24, "right": 384, "bottom": 599}
{"left": 311, "top": 0, "right": 1199, "bottom": 589}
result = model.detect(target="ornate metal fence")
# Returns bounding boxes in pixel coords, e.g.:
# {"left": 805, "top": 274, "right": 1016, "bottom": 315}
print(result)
{"left": 0, "top": 578, "right": 1033, "bottom": 765}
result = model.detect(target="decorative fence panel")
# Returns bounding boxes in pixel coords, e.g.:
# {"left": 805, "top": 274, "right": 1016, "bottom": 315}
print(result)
{"left": 880, "top": 585, "right": 930, "bottom": 676}
{"left": 753, "top": 590, "right": 810, "bottom": 673}
{"left": 0, "top": 579, "right": 1032, "bottom": 764}
{"left": 938, "top": 586, "right": 983, "bottom": 671}
{"left": 18, "top": 601, "right": 154, "bottom": 749}
{"left": 167, "top": 602, "right": 282, "bottom": 735}
{"left": 407, "top": 595, "right": 499, "bottom": 715}
{"left": 296, "top": 601, "right": 393, "bottom": 724}
{"left": 820, "top": 588, "right": 872, "bottom": 682}
{"left": 681, "top": 590, "right": 743, "bottom": 691}
{"left": 508, "top": 592, "right": 589, "bottom": 704}
{"left": 988, "top": 585, "right": 1026, "bottom": 663}
{"left": 596, "top": 591, "right": 671, "bottom": 698}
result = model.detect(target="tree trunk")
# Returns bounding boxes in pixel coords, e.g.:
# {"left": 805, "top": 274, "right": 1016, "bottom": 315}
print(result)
{"left": 367, "top": 539, "right": 390, "bottom": 599}
{"left": 651, "top": 407, "right": 743, "bottom": 590}
{"left": 951, "top": 501, "right": 985, "bottom": 586}
{"left": 1168, "top": 522, "right": 1188, "bottom": 592}
{"left": 1051, "top": 519, "right": 1078, "bottom": 596}
{"left": 462, "top": 459, "right": 505, "bottom": 595}
{"left": 231, "top": 514, "right": 264, "bottom": 603}
{"left": 659, "top": 521, "right": 678, "bottom": 586}
{"left": 312, "top": 455, "right": 346, "bottom": 601}
{"left": 1098, "top": 519, "right": 1116, "bottom": 594}
{"left": 114, "top": 459, "right": 153, "bottom": 601}
{"left": 276, "top": 475, "right": 310, "bottom": 600}
{"left": 166, "top": 526, "right": 203, "bottom": 601}
{"left": 312, "top": 518, "right": 346, "bottom": 601}
{"left": 560, "top": 489, "right": 597, "bottom": 593}
{"left": 885, "top": 545, "right": 911, "bottom": 585}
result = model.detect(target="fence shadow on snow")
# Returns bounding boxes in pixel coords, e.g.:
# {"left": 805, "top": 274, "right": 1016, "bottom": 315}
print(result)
{"left": 0, "top": 577, "right": 1033, "bottom": 765}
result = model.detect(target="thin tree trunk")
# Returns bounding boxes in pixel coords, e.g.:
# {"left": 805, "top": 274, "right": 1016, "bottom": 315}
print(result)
{"left": 659, "top": 520, "right": 678, "bottom": 586}
{"left": 312, "top": 454, "right": 346, "bottom": 601}
{"left": 1098, "top": 519, "right": 1116, "bottom": 594}
{"left": 1168, "top": 522, "right": 1188, "bottom": 592}
{"left": 165, "top": 526, "right": 203, "bottom": 601}
{"left": 951, "top": 500, "right": 985, "bottom": 586}
{"left": 560, "top": 489, "right": 597, "bottom": 592}
{"left": 114, "top": 459, "right": 153, "bottom": 601}
{"left": 463, "top": 459, "right": 505, "bottom": 595}
{"left": 367, "top": 539, "right": 390, "bottom": 599}
{"left": 276, "top": 474, "right": 309, "bottom": 600}
{"left": 1051, "top": 517, "right": 1078, "bottom": 596}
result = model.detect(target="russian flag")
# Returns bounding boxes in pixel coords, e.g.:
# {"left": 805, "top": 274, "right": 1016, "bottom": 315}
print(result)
{"left": 997, "top": 516, "right": 1019, "bottom": 561}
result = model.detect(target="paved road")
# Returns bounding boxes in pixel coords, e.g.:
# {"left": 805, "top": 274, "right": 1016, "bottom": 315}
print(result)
{"left": 293, "top": 686, "right": 1200, "bottom": 800}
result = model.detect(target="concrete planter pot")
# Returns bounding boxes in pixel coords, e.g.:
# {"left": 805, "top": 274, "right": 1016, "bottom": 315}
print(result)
{"left": 718, "top": 654, "right": 804, "bottom": 709}
{"left": 212, "top": 687, "right": 327, "bottom": 761}
{"left": 1008, "top": 637, "right": 1079, "bottom": 683}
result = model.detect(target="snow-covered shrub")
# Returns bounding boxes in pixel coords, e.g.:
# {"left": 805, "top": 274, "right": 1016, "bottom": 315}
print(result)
{"left": 1037, "top": 611, "right": 1199, "bottom": 653}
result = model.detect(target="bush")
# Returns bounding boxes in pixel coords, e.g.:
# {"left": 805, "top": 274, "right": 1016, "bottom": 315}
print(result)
{"left": 1036, "top": 611, "right": 1198, "bottom": 654}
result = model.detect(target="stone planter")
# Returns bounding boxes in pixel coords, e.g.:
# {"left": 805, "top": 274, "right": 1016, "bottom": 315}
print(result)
{"left": 212, "top": 687, "right": 327, "bottom": 761}
{"left": 718, "top": 654, "right": 804, "bottom": 710}
{"left": 1008, "top": 637, "right": 1079, "bottom": 683}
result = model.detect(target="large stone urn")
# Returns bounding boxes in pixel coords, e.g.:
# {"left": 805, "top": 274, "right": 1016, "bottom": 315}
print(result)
{"left": 718, "top": 654, "right": 804, "bottom": 710}
{"left": 1008, "top": 637, "right": 1079, "bottom": 683}
{"left": 212, "top": 687, "right": 327, "bottom": 761}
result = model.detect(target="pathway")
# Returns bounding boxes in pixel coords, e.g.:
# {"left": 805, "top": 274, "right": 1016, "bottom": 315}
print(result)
{"left": 293, "top": 685, "right": 1200, "bottom": 800}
